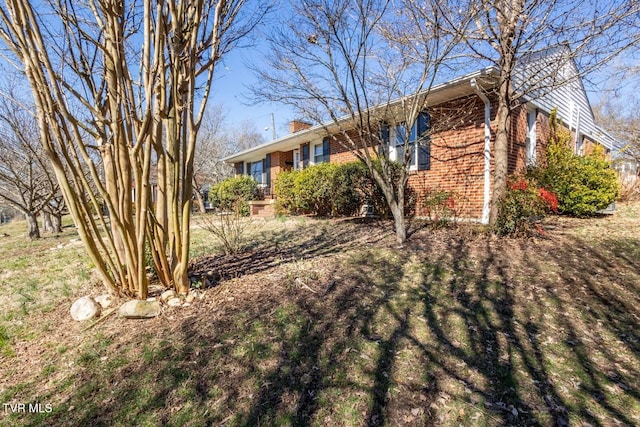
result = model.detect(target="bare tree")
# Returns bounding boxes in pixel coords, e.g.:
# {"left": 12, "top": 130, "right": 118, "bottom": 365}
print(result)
{"left": 193, "top": 105, "right": 230, "bottom": 213}
{"left": 0, "top": 99, "right": 58, "bottom": 239}
{"left": 193, "top": 108, "right": 266, "bottom": 213}
{"left": 254, "top": 0, "right": 468, "bottom": 244}
{"left": 594, "top": 70, "right": 640, "bottom": 172}
{"left": 0, "top": 0, "right": 266, "bottom": 298}
{"left": 435, "top": 0, "right": 640, "bottom": 225}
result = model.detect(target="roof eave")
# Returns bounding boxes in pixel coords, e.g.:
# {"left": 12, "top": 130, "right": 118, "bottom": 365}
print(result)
{"left": 222, "top": 66, "right": 499, "bottom": 164}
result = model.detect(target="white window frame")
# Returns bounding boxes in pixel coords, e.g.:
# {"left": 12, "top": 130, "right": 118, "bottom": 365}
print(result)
{"left": 312, "top": 142, "right": 324, "bottom": 165}
{"left": 293, "top": 149, "right": 300, "bottom": 170}
{"left": 390, "top": 125, "right": 418, "bottom": 170}
{"left": 250, "top": 159, "right": 265, "bottom": 184}
{"left": 309, "top": 139, "right": 329, "bottom": 165}
{"left": 526, "top": 108, "right": 537, "bottom": 166}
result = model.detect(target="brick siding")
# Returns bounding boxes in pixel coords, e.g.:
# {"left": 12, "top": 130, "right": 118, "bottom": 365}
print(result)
{"left": 235, "top": 96, "right": 558, "bottom": 221}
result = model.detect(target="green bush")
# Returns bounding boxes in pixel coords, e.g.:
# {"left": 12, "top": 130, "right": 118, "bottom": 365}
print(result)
{"left": 332, "top": 162, "right": 369, "bottom": 216}
{"left": 528, "top": 112, "right": 619, "bottom": 217}
{"left": 295, "top": 163, "right": 336, "bottom": 216}
{"left": 209, "top": 176, "right": 259, "bottom": 216}
{"left": 272, "top": 161, "right": 416, "bottom": 218}
{"left": 273, "top": 169, "right": 298, "bottom": 214}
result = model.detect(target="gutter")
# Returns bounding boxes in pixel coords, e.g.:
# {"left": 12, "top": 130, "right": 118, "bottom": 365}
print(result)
{"left": 470, "top": 78, "right": 491, "bottom": 225}
{"left": 223, "top": 67, "right": 499, "bottom": 164}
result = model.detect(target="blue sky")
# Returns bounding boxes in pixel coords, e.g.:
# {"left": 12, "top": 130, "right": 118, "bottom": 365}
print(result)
{"left": 211, "top": 47, "right": 296, "bottom": 140}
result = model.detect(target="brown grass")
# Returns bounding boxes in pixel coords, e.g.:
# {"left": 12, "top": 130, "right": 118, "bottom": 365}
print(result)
{"left": 1, "top": 205, "right": 639, "bottom": 426}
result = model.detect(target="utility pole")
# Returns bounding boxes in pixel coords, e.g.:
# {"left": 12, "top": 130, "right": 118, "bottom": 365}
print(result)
{"left": 270, "top": 113, "right": 276, "bottom": 140}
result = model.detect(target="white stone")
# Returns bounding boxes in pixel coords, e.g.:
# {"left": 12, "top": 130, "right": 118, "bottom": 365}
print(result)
{"left": 94, "top": 294, "right": 114, "bottom": 309}
{"left": 118, "top": 300, "right": 161, "bottom": 319}
{"left": 185, "top": 294, "right": 195, "bottom": 303}
{"left": 161, "top": 289, "right": 176, "bottom": 302}
{"left": 70, "top": 296, "right": 102, "bottom": 321}
{"left": 166, "top": 297, "right": 182, "bottom": 307}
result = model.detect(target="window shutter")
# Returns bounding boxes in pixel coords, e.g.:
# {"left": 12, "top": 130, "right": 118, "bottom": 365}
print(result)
{"left": 264, "top": 154, "right": 271, "bottom": 187}
{"left": 417, "top": 113, "right": 431, "bottom": 170}
{"left": 245, "top": 162, "right": 251, "bottom": 175}
{"left": 378, "top": 123, "right": 389, "bottom": 159}
{"left": 302, "top": 144, "right": 309, "bottom": 168}
{"left": 323, "top": 138, "right": 330, "bottom": 162}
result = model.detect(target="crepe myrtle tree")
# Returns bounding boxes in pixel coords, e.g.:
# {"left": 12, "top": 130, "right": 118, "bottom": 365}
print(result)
{"left": 0, "top": 0, "right": 267, "bottom": 298}
{"left": 433, "top": 0, "right": 640, "bottom": 225}
{"left": 253, "top": 0, "right": 470, "bottom": 244}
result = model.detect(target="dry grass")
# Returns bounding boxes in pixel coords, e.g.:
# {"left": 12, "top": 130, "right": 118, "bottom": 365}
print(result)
{"left": 1, "top": 205, "right": 639, "bottom": 426}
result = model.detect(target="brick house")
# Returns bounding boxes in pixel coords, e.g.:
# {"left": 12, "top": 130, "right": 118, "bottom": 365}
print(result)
{"left": 224, "top": 63, "right": 612, "bottom": 222}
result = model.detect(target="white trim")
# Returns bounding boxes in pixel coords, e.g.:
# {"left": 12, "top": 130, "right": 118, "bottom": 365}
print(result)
{"left": 526, "top": 108, "right": 537, "bottom": 166}
{"left": 293, "top": 149, "right": 300, "bottom": 170}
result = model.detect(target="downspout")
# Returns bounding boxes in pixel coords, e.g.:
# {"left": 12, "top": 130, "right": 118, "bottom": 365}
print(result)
{"left": 470, "top": 78, "right": 491, "bottom": 225}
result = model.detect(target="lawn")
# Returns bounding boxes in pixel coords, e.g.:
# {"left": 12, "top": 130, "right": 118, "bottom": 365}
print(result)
{"left": 0, "top": 204, "right": 639, "bottom": 426}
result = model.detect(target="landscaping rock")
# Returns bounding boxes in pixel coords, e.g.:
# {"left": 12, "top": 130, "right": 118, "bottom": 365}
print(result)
{"left": 118, "top": 300, "right": 161, "bottom": 319}
{"left": 166, "top": 297, "right": 182, "bottom": 307}
{"left": 161, "top": 289, "right": 176, "bottom": 302}
{"left": 94, "top": 294, "right": 114, "bottom": 309}
{"left": 70, "top": 296, "right": 102, "bottom": 321}
{"left": 185, "top": 293, "right": 195, "bottom": 303}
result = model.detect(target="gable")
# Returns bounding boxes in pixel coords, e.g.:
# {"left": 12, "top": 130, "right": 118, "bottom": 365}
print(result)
{"left": 514, "top": 48, "right": 610, "bottom": 149}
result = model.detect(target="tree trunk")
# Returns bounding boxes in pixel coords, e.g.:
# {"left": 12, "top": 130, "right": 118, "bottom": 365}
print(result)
{"left": 489, "top": 75, "right": 512, "bottom": 226}
{"left": 42, "top": 210, "right": 53, "bottom": 233}
{"left": 371, "top": 166, "right": 407, "bottom": 245}
{"left": 389, "top": 201, "right": 407, "bottom": 245}
{"left": 52, "top": 213, "right": 63, "bottom": 233}
{"left": 194, "top": 186, "right": 206, "bottom": 214}
{"left": 25, "top": 212, "right": 40, "bottom": 240}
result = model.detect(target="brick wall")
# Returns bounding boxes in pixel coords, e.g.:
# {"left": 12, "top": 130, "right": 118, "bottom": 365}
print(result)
{"left": 508, "top": 106, "right": 552, "bottom": 174}
{"left": 236, "top": 96, "right": 564, "bottom": 221}
{"left": 313, "top": 95, "right": 492, "bottom": 219}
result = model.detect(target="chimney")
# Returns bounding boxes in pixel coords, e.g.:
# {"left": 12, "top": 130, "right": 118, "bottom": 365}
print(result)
{"left": 289, "top": 120, "right": 312, "bottom": 134}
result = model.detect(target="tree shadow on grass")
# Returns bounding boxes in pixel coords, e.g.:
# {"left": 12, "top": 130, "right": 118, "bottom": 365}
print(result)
{"left": 11, "top": 218, "right": 640, "bottom": 426}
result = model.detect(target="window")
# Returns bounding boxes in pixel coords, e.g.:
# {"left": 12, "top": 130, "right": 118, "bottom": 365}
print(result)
{"left": 313, "top": 138, "right": 330, "bottom": 164}
{"left": 293, "top": 149, "right": 300, "bottom": 170}
{"left": 250, "top": 160, "right": 263, "bottom": 184}
{"left": 302, "top": 144, "right": 309, "bottom": 168}
{"left": 526, "top": 109, "right": 536, "bottom": 165}
{"left": 391, "top": 112, "right": 430, "bottom": 170}
{"left": 378, "top": 123, "right": 390, "bottom": 159}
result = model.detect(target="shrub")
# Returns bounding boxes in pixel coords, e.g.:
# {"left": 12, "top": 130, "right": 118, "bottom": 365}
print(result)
{"left": 294, "top": 163, "right": 336, "bottom": 216}
{"left": 422, "top": 188, "right": 457, "bottom": 224}
{"left": 209, "top": 176, "right": 259, "bottom": 216}
{"left": 332, "top": 162, "right": 367, "bottom": 216}
{"left": 201, "top": 200, "right": 254, "bottom": 254}
{"left": 528, "top": 111, "right": 619, "bottom": 216}
{"left": 364, "top": 160, "right": 416, "bottom": 218}
{"left": 273, "top": 169, "right": 298, "bottom": 214}
{"left": 495, "top": 177, "right": 558, "bottom": 236}
{"left": 272, "top": 161, "right": 415, "bottom": 218}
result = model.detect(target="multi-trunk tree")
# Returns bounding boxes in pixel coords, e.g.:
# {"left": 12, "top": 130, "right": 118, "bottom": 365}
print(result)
{"left": 0, "top": 0, "right": 264, "bottom": 298}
